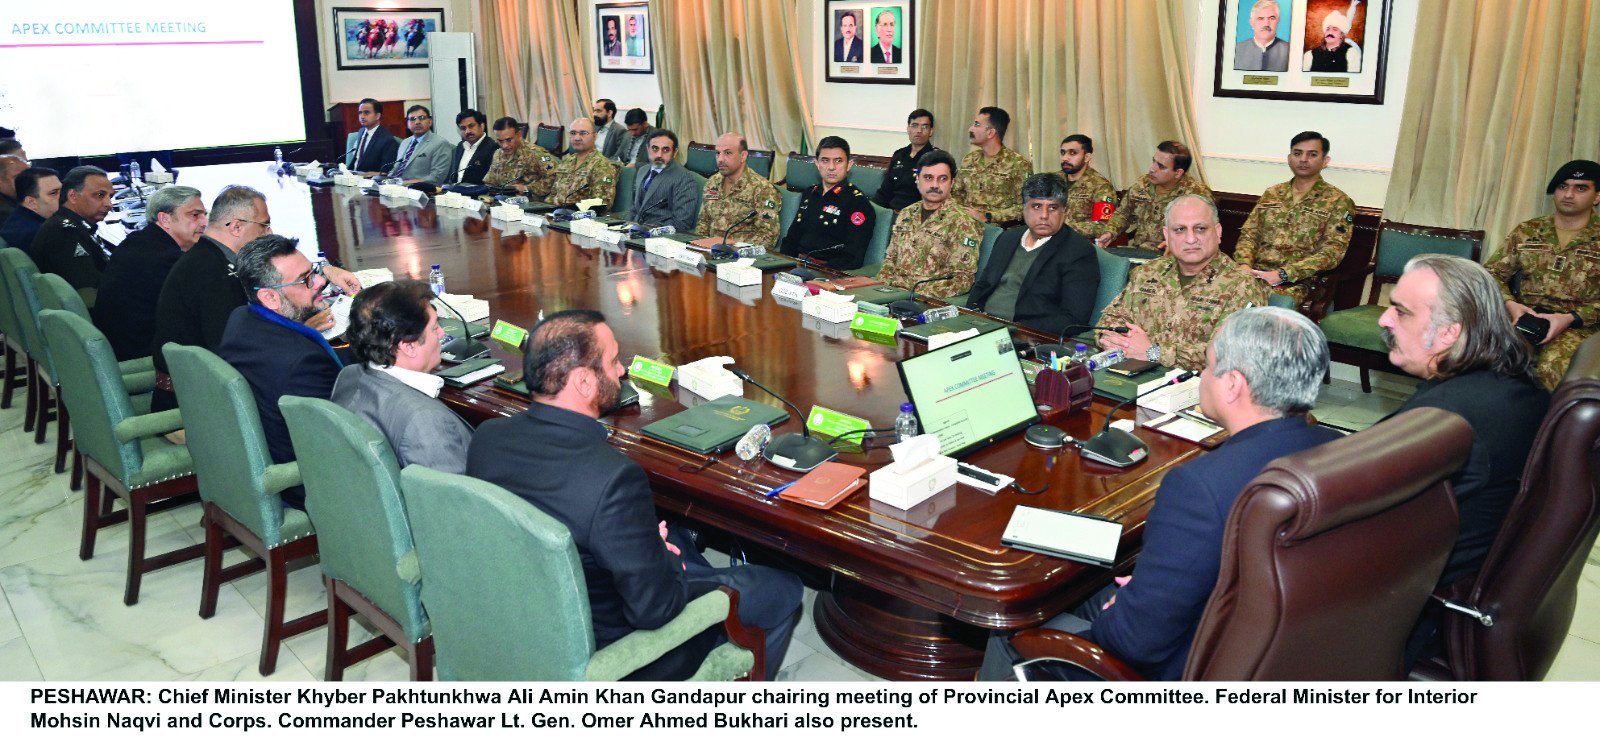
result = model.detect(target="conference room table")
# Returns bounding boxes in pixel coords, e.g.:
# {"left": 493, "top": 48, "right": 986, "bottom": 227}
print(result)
{"left": 176, "top": 163, "right": 1207, "bottom": 680}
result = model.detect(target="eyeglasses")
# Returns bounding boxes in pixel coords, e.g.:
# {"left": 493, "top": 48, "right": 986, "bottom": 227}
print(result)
{"left": 230, "top": 218, "right": 271, "bottom": 230}
{"left": 407, "top": 115, "right": 431, "bottom": 123}
{"left": 908, "top": 123, "right": 932, "bottom": 131}
{"left": 256, "top": 263, "right": 325, "bottom": 291}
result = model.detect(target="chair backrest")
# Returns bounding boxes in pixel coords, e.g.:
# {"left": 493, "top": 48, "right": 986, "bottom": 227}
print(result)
{"left": 0, "top": 248, "right": 28, "bottom": 352}
{"left": 0, "top": 248, "right": 42, "bottom": 357}
{"left": 748, "top": 149, "right": 775, "bottom": 180}
{"left": 164, "top": 344, "right": 295, "bottom": 546}
{"left": 535, "top": 123, "right": 564, "bottom": 155}
{"left": 1448, "top": 334, "right": 1600, "bottom": 679}
{"left": 850, "top": 164, "right": 887, "bottom": 199}
{"left": 400, "top": 465, "right": 595, "bottom": 680}
{"left": 976, "top": 223, "right": 1004, "bottom": 275}
{"left": 1090, "top": 249, "right": 1131, "bottom": 326}
{"left": 280, "top": 396, "right": 427, "bottom": 642}
{"left": 32, "top": 272, "right": 91, "bottom": 322}
{"left": 1368, "top": 221, "right": 1484, "bottom": 304}
{"left": 864, "top": 202, "right": 894, "bottom": 266}
{"left": 784, "top": 152, "right": 820, "bottom": 192}
{"left": 38, "top": 310, "right": 144, "bottom": 481}
{"left": 612, "top": 164, "right": 639, "bottom": 216}
{"left": 684, "top": 141, "right": 717, "bottom": 178}
{"left": 778, "top": 190, "right": 802, "bottom": 240}
{"left": 686, "top": 169, "right": 708, "bottom": 196}
{"left": 1186, "top": 408, "right": 1471, "bottom": 680}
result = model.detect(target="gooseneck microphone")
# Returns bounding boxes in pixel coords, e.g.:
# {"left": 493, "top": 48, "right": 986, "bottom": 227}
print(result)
{"left": 729, "top": 367, "right": 837, "bottom": 472}
{"left": 433, "top": 294, "right": 491, "bottom": 362}
{"left": 717, "top": 210, "right": 758, "bottom": 252}
{"left": 1033, "top": 324, "right": 1131, "bottom": 362}
{"left": 1030, "top": 371, "right": 1197, "bottom": 467}
{"left": 887, "top": 273, "right": 955, "bottom": 320}
{"left": 786, "top": 242, "right": 848, "bottom": 280}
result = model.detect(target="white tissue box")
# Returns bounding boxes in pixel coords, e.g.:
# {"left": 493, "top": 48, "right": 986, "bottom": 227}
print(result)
{"left": 870, "top": 455, "right": 958, "bottom": 510}
{"left": 644, "top": 237, "right": 684, "bottom": 259}
{"left": 677, "top": 358, "right": 744, "bottom": 401}
{"left": 145, "top": 171, "right": 174, "bottom": 184}
{"left": 1138, "top": 376, "right": 1201, "bottom": 414}
{"left": 435, "top": 192, "right": 467, "bottom": 209}
{"left": 293, "top": 164, "right": 317, "bottom": 177}
{"left": 490, "top": 204, "right": 524, "bottom": 222}
{"left": 716, "top": 261, "right": 761, "bottom": 287}
{"left": 332, "top": 173, "right": 362, "bottom": 187}
{"left": 378, "top": 183, "right": 408, "bottom": 198}
{"left": 802, "top": 291, "right": 858, "bottom": 323}
{"left": 569, "top": 219, "right": 605, "bottom": 237}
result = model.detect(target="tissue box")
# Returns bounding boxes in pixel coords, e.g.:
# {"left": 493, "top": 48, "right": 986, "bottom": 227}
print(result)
{"left": 870, "top": 455, "right": 958, "bottom": 510}
{"left": 644, "top": 237, "right": 684, "bottom": 259}
{"left": 378, "top": 183, "right": 408, "bottom": 198}
{"left": 802, "top": 291, "right": 858, "bottom": 323}
{"left": 716, "top": 261, "right": 761, "bottom": 287}
{"left": 677, "top": 357, "right": 744, "bottom": 401}
{"left": 436, "top": 192, "right": 467, "bottom": 209}
{"left": 490, "top": 204, "right": 524, "bottom": 221}
{"left": 293, "top": 164, "right": 317, "bottom": 177}
{"left": 569, "top": 219, "right": 605, "bottom": 237}
{"left": 145, "top": 171, "right": 174, "bottom": 185}
{"left": 1139, "top": 375, "right": 1200, "bottom": 414}
{"left": 332, "top": 173, "right": 362, "bottom": 187}
{"left": 519, "top": 211, "right": 544, "bottom": 226}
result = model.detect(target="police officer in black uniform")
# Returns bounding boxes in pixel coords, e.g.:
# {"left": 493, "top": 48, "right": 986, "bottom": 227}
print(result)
{"left": 873, "top": 109, "right": 940, "bottom": 212}
{"left": 32, "top": 165, "right": 115, "bottom": 304}
{"left": 780, "top": 136, "right": 877, "bottom": 271}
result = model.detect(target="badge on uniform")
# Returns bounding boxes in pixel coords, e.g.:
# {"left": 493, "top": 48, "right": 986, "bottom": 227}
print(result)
{"left": 1092, "top": 202, "right": 1115, "bottom": 221}
{"left": 962, "top": 237, "right": 978, "bottom": 248}
{"left": 823, "top": 205, "right": 841, "bottom": 216}
{"left": 764, "top": 199, "right": 776, "bottom": 208}
{"left": 706, "top": 188, "right": 720, "bottom": 198}
{"left": 850, "top": 211, "right": 866, "bottom": 226}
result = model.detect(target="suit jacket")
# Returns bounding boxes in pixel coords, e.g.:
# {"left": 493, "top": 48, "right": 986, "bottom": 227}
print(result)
{"left": 391, "top": 131, "right": 456, "bottom": 184}
{"left": 966, "top": 226, "right": 1100, "bottom": 336}
{"left": 870, "top": 43, "right": 903, "bottom": 65}
{"left": 597, "top": 120, "right": 627, "bottom": 160}
{"left": 345, "top": 126, "right": 400, "bottom": 172}
{"left": 91, "top": 224, "right": 183, "bottom": 361}
{"left": 31, "top": 208, "right": 108, "bottom": 299}
{"left": 833, "top": 35, "right": 863, "bottom": 62}
{"left": 450, "top": 137, "right": 496, "bottom": 184}
{"left": 613, "top": 127, "right": 657, "bottom": 166}
{"left": 629, "top": 162, "right": 701, "bottom": 232}
{"left": 330, "top": 364, "right": 473, "bottom": 475}
{"left": 0, "top": 204, "right": 45, "bottom": 257}
{"left": 1085, "top": 416, "right": 1343, "bottom": 680}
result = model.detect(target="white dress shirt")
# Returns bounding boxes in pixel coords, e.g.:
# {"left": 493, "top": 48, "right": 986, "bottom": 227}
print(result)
{"left": 371, "top": 363, "right": 445, "bottom": 398}
{"left": 455, "top": 137, "right": 483, "bottom": 182}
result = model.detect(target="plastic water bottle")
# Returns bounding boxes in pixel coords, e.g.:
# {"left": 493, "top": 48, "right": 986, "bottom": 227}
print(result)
{"left": 428, "top": 264, "right": 446, "bottom": 296}
{"left": 895, "top": 403, "right": 920, "bottom": 442}
{"left": 1087, "top": 348, "right": 1125, "bottom": 371}
{"left": 1070, "top": 343, "right": 1090, "bottom": 366}
{"left": 273, "top": 146, "right": 284, "bottom": 169}
{"left": 314, "top": 251, "right": 327, "bottom": 269}
{"left": 128, "top": 159, "right": 142, "bottom": 184}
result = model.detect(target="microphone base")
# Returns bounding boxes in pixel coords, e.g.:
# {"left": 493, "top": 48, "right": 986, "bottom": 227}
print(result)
{"left": 887, "top": 300, "right": 931, "bottom": 321}
{"left": 787, "top": 267, "right": 822, "bottom": 282}
{"left": 1032, "top": 343, "right": 1073, "bottom": 363}
{"left": 440, "top": 338, "right": 491, "bottom": 364}
{"left": 762, "top": 432, "right": 838, "bottom": 473}
{"left": 1078, "top": 428, "right": 1149, "bottom": 468}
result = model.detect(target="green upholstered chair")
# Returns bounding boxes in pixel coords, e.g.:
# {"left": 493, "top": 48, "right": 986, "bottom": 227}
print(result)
{"left": 849, "top": 164, "right": 887, "bottom": 199}
{"left": 863, "top": 202, "right": 895, "bottom": 268}
{"left": 777, "top": 190, "right": 802, "bottom": 241}
{"left": 783, "top": 152, "right": 820, "bottom": 192}
{"left": 1091, "top": 248, "right": 1132, "bottom": 327}
{"left": 748, "top": 148, "right": 775, "bottom": 180}
{"left": 976, "top": 223, "right": 1004, "bottom": 276}
{"left": 279, "top": 396, "right": 433, "bottom": 681}
{"left": 0, "top": 248, "right": 31, "bottom": 412}
{"left": 611, "top": 164, "right": 639, "bottom": 217}
{"left": 398, "top": 465, "right": 761, "bottom": 681}
{"left": 1317, "top": 221, "right": 1483, "bottom": 392}
{"left": 164, "top": 343, "right": 323, "bottom": 676}
{"left": 1, "top": 248, "right": 53, "bottom": 441}
{"left": 534, "top": 122, "right": 563, "bottom": 156}
{"left": 686, "top": 169, "right": 708, "bottom": 197}
{"left": 1268, "top": 292, "right": 1298, "bottom": 309}
{"left": 684, "top": 141, "right": 717, "bottom": 178}
{"left": 38, "top": 310, "right": 203, "bottom": 605}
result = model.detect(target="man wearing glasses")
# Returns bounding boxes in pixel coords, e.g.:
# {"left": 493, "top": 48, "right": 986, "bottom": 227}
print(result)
{"left": 217, "top": 234, "right": 352, "bottom": 509}
{"left": 387, "top": 104, "right": 456, "bottom": 184}
{"left": 873, "top": 109, "right": 940, "bottom": 212}
{"left": 546, "top": 117, "right": 618, "bottom": 207}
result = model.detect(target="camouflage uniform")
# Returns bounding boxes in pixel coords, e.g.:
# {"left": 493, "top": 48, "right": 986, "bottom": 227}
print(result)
{"left": 1101, "top": 174, "right": 1214, "bottom": 252}
{"left": 1097, "top": 252, "right": 1269, "bottom": 370}
{"left": 1486, "top": 212, "right": 1600, "bottom": 389}
{"left": 878, "top": 200, "right": 986, "bottom": 299}
{"left": 1233, "top": 177, "right": 1356, "bottom": 304}
{"left": 951, "top": 146, "right": 1033, "bottom": 224}
{"left": 482, "top": 141, "right": 557, "bottom": 199}
{"left": 695, "top": 170, "right": 781, "bottom": 248}
{"left": 1061, "top": 166, "right": 1118, "bottom": 238}
{"left": 548, "top": 149, "right": 619, "bottom": 207}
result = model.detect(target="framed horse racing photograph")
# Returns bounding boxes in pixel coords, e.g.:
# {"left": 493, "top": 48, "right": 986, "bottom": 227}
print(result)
{"left": 332, "top": 7, "right": 445, "bottom": 70}
{"left": 1213, "top": 0, "right": 1392, "bottom": 104}
{"left": 596, "top": 2, "right": 653, "bottom": 74}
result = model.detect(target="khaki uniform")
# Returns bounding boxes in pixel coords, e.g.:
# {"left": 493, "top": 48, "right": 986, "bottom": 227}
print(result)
{"left": 1102, "top": 174, "right": 1214, "bottom": 252}
{"left": 951, "top": 147, "right": 1033, "bottom": 224}
{"left": 482, "top": 141, "right": 557, "bottom": 198}
{"left": 1062, "top": 166, "right": 1118, "bottom": 238}
{"left": 1233, "top": 178, "right": 1357, "bottom": 304}
{"left": 878, "top": 200, "right": 987, "bottom": 299}
{"left": 1097, "top": 252, "right": 1269, "bottom": 370}
{"left": 1486, "top": 213, "right": 1600, "bottom": 389}
{"left": 548, "top": 150, "right": 619, "bottom": 207}
{"left": 695, "top": 170, "right": 781, "bottom": 248}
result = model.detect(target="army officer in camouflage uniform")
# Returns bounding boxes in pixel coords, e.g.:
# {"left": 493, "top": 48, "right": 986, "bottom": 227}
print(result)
{"left": 483, "top": 117, "right": 557, "bottom": 199}
{"left": 1099, "top": 194, "right": 1269, "bottom": 370}
{"left": 879, "top": 150, "right": 986, "bottom": 299}
{"left": 780, "top": 136, "right": 876, "bottom": 271}
{"left": 952, "top": 107, "right": 1033, "bottom": 226}
{"left": 547, "top": 117, "right": 619, "bottom": 207}
{"left": 1056, "top": 134, "right": 1118, "bottom": 238}
{"left": 695, "top": 132, "right": 781, "bottom": 248}
{"left": 1487, "top": 160, "right": 1600, "bottom": 389}
{"left": 1097, "top": 141, "right": 1214, "bottom": 253}
{"left": 1233, "top": 131, "right": 1356, "bottom": 305}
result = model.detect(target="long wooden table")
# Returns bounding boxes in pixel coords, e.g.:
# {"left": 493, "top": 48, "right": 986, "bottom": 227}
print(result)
{"left": 185, "top": 164, "right": 1205, "bottom": 680}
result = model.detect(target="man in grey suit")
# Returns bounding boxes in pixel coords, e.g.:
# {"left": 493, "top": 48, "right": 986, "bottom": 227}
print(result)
{"left": 332, "top": 280, "right": 474, "bottom": 474}
{"left": 388, "top": 105, "right": 457, "bottom": 184}
{"left": 611, "top": 108, "right": 657, "bottom": 167}
{"left": 628, "top": 129, "right": 701, "bottom": 232}
{"left": 1233, "top": 0, "right": 1289, "bottom": 72}
{"left": 592, "top": 99, "right": 628, "bottom": 161}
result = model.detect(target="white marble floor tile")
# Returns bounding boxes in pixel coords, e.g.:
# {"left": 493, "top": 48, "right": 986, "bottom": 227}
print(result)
{"left": 86, "top": 648, "right": 317, "bottom": 682}
{"left": 0, "top": 581, "right": 21, "bottom": 643}
{"left": 1546, "top": 635, "right": 1600, "bottom": 681}
{"left": 0, "top": 472, "right": 194, "bottom": 572}
{"left": 228, "top": 553, "right": 328, "bottom": 627}
{"left": 1565, "top": 563, "right": 1600, "bottom": 644}
{"left": 0, "top": 635, "right": 42, "bottom": 680}
{"left": 776, "top": 650, "right": 874, "bottom": 682}
{"left": 282, "top": 615, "right": 417, "bottom": 681}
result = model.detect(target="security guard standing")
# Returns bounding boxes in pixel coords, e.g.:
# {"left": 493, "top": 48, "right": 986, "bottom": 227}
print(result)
{"left": 780, "top": 136, "right": 876, "bottom": 271}
{"left": 32, "top": 165, "right": 116, "bottom": 306}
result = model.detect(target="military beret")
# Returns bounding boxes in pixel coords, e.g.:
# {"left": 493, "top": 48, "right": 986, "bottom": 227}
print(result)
{"left": 1547, "top": 160, "right": 1600, "bottom": 194}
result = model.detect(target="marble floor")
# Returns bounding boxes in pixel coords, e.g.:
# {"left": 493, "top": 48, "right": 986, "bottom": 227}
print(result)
{"left": 0, "top": 374, "right": 1596, "bottom": 682}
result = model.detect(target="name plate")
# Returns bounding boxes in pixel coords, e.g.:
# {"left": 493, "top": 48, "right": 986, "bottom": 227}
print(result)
{"left": 771, "top": 281, "right": 811, "bottom": 303}
{"left": 850, "top": 313, "right": 901, "bottom": 336}
{"left": 807, "top": 405, "right": 872, "bottom": 444}
{"left": 489, "top": 320, "right": 528, "bottom": 352}
{"left": 628, "top": 356, "right": 676, "bottom": 387}
{"left": 1310, "top": 76, "right": 1352, "bottom": 88}
{"left": 1241, "top": 74, "right": 1279, "bottom": 86}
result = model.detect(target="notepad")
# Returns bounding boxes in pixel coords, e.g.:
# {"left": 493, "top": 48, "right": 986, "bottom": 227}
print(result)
{"left": 1001, "top": 506, "right": 1123, "bottom": 568}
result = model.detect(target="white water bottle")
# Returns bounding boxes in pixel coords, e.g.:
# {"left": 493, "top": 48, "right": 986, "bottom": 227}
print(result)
{"left": 128, "top": 160, "right": 142, "bottom": 184}
{"left": 428, "top": 264, "right": 446, "bottom": 296}
{"left": 895, "top": 403, "right": 920, "bottom": 442}
{"left": 274, "top": 146, "right": 285, "bottom": 169}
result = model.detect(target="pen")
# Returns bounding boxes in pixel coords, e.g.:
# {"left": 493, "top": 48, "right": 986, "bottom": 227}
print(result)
{"left": 764, "top": 481, "right": 797, "bottom": 498}
{"left": 1174, "top": 409, "right": 1218, "bottom": 428}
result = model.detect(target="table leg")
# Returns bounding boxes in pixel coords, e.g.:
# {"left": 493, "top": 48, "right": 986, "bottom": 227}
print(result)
{"left": 813, "top": 580, "right": 989, "bottom": 681}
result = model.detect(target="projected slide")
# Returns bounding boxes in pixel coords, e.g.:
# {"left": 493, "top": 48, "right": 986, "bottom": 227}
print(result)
{"left": 0, "top": 1, "right": 306, "bottom": 159}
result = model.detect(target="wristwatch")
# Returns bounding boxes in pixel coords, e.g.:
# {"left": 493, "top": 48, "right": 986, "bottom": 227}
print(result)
{"left": 1276, "top": 269, "right": 1289, "bottom": 285}
{"left": 1146, "top": 344, "right": 1163, "bottom": 363}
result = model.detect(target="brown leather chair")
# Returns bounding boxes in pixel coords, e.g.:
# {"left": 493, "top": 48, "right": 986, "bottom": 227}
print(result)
{"left": 1423, "top": 334, "right": 1600, "bottom": 680}
{"left": 1013, "top": 408, "right": 1471, "bottom": 680}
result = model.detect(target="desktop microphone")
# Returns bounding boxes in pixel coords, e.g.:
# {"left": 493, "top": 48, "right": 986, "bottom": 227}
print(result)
{"left": 432, "top": 294, "right": 491, "bottom": 362}
{"left": 276, "top": 145, "right": 313, "bottom": 175}
{"left": 1033, "top": 371, "right": 1197, "bottom": 467}
{"left": 716, "top": 210, "right": 758, "bottom": 252}
{"left": 887, "top": 274, "right": 955, "bottom": 320}
{"left": 728, "top": 367, "right": 838, "bottom": 473}
{"left": 1032, "top": 324, "right": 1131, "bottom": 363}
{"left": 785, "top": 243, "right": 848, "bottom": 279}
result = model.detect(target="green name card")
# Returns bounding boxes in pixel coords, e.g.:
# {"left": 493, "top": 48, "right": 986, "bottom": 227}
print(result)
{"left": 850, "top": 313, "right": 900, "bottom": 336}
{"left": 628, "top": 356, "right": 676, "bottom": 387}
{"left": 489, "top": 320, "right": 528, "bottom": 351}
{"left": 806, "top": 405, "right": 871, "bottom": 444}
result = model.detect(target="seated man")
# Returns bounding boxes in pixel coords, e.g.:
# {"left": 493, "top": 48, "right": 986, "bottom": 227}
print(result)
{"left": 612, "top": 108, "right": 657, "bottom": 167}
{"left": 779, "top": 135, "right": 876, "bottom": 271}
{"left": 966, "top": 173, "right": 1100, "bottom": 336}
{"left": 1055, "top": 134, "right": 1118, "bottom": 238}
{"left": 951, "top": 106, "right": 1032, "bottom": 226}
{"left": 874, "top": 109, "right": 940, "bottom": 212}
{"left": 0, "top": 166, "right": 59, "bottom": 254}
{"left": 332, "top": 280, "right": 473, "bottom": 474}
{"left": 449, "top": 109, "right": 496, "bottom": 185}
{"left": 1096, "top": 141, "right": 1213, "bottom": 253}
{"left": 627, "top": 129, "right": 700, "bottom": 232}
{"left": 345, "top": 98, "right": 400, "bottom": 174}
{"left": 92, "top": 186, "right": 208, "bottom": 361}
{"left": 216, "top": 235, "right": 348, "bottom": 509}
{"left": 878, "top": 150, "right": 985, "bottom": 299}
{"left": 1378, "top": 254, "right": 1550, "bottom": 665}
{"left": 980, "top": 306, "right": 1342, "bottom": 680}
{"left": 30, "top": 166, "right": 114, "bottom": 303}
{"left": 0, "top": 154, "right": 26, "bottom": 224}
{"left": 1233, "top": 131, "right": 1356, "bottom": 305}
{"left": 695, "top": 132, "right": 781, "bottom": 248}
{"left": 482, "top": 117, "right": 557, "bottom": 198}
{"left": 546, "top": 117, "right": 618, "bottom": 207}
{"left": 388, "top": 105, "right": 456, "bottom": 184}
{"left": 1486, "top": 159, "right": 1600, "bottom": 389}
{"left": 1098, "top": 195, "right": 1268, "bottom": 370}
{"left": 467, "top": 310, "right": 802, "bottom": 680}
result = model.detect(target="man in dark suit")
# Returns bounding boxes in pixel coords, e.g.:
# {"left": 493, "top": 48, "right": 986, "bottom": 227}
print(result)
{"left": 869, "top": 10, "right": 902, "bottom": 65}
{"left": 0, "top": 154, "right": 26, "bottom": 225}
{"left": 981, "top": 307, "right": 1343, "bottom": 680}
{"left": 779, "top": 135, "right": 876, "bottom": 270}
{"left": 92, "top": 186, "right": 208, "bottom": 361}
{"left": 966, "top": 173, "right": 1100, "bottom": 336}
{"left": 833, "top": 12, "right": 863, "bottom": 62}
{"left": 611, "top": 108, "right": 657, "bottom": 167}
{"left": 215, "top": 235, "right": 348, "bottom": 509}
{"left": 0, "top": 167, "right": 59, "bottom": 254}
{"left": 467, "top": 310, "right": 802, "bottom": 680}
{"left": 449, "top": 109, "right": 496, "bottom": 184}
{"left": 628, "top": 129, "right": 701, "bottom": 232}
{"left": 31, "top": 166, "right": 114, "bottom": 304}
{"left": 344, "top": 98, "right": 400, "bottom": 173}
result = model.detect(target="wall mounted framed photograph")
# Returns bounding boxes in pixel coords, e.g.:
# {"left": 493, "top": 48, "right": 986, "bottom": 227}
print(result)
{"left": 597, "top": 1, "right": 653, "bottom": 74}
{"left": 332, "top": 7, "right": 444, "bottom": 70}
{"left": 1213, "top": 0, "right": 1391, "bottom": 104}
{"left": 824, "top": 0, "right": 915, "bottom": 85}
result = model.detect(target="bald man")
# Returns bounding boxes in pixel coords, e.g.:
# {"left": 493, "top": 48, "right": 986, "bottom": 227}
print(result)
{"left": 547, "top": 117, "right": 619, "bottom": 207}
{"left": 695, "top": 132, "right": 780, "bottom": 247}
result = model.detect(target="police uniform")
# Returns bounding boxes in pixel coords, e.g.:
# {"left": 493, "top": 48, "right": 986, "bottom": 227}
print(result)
{"left": 1101, "top": 174, "right": 1214, "bottom": 252}
{"left": 547, "top": 150, "right": 619, "bottom": 207}
{"left": 779, "top": 180, "right": 876, "bottom": 270}
{"left": 482, "top": 141, "right": 557, "bottom": 199}
{"left": 1487, "top": 211, "right": 1600, "bottom": 389}
{"left": 695, "top": 170, "right": 781, "bottom": 248}
{"left": 873, "top": 143, "right": 939, "bottom": 212}
{"left": 1233, "top": 177, "right": 1357, "bottom": 304}
{"left": 1061, "top": 166, "right": 1118, "bottom": 238}
{"left": 878, "top": 200, "right": 986, "bottom": 299}
{"left": 31, "top": 208, "right": 110, "bottom": 304}
{"left": 951, "top": 146, "right": 1033, "bottom": 224}
{"left": 1097, "top": 252, "right": 1268, "bottom": 371}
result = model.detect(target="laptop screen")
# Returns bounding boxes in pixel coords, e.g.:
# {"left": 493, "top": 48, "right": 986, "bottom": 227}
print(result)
{"left": 897, "top": 328, "right": 1039, "bottom": 457}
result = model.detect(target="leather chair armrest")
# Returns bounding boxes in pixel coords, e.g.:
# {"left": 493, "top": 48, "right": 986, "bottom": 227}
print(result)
{"left": 118, "top": 356, "right": 157, "bottom": 375}
{"left": 121, "top": 370, "right": 158, "bottom": 395}
{"left": 846, "top": 263, "right": 883, "bottom": 278}
{"left": 262, "top": 462, "right": 302, "bottom": 496}
{"left": 1010, "top": 628, "right": 1146, "bottom": 682}
{"left": 584, "top": 586, "right": 761, "bottom": 681}
{"left": 112, "top": 408, "right": 183, "bottom": 443}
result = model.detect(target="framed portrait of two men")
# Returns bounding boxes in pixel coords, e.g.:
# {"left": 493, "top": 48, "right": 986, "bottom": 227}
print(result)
{"left": 1214, "top": 0, "right": 1392, "bottom": 104}
{"left": 597, "top": 1, "right": 652, "bottom": 74}
{"left": 825, "top": 0, "right": 916, "bottom": 85}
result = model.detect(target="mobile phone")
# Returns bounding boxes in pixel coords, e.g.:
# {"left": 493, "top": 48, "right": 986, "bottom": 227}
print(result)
{"left": 1514, "top": 314, "right": 1550, "bottom": 344}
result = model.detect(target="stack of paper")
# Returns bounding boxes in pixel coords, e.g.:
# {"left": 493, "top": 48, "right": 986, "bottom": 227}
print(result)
{"left": 438, "top": 293, "right": 490, "bottom": 322}
{"left": 353, "top": 268, "right": 394, "bottom": 288}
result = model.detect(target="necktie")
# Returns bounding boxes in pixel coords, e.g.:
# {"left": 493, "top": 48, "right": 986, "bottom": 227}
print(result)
{"left": 355, "top": 128, "right": 371, "bottom": 167}
{"left": 394, "top": 136, "right": 420, "bottom": 176}
{"left": 639, "top": 167, "right": 660, "bottom": 200}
